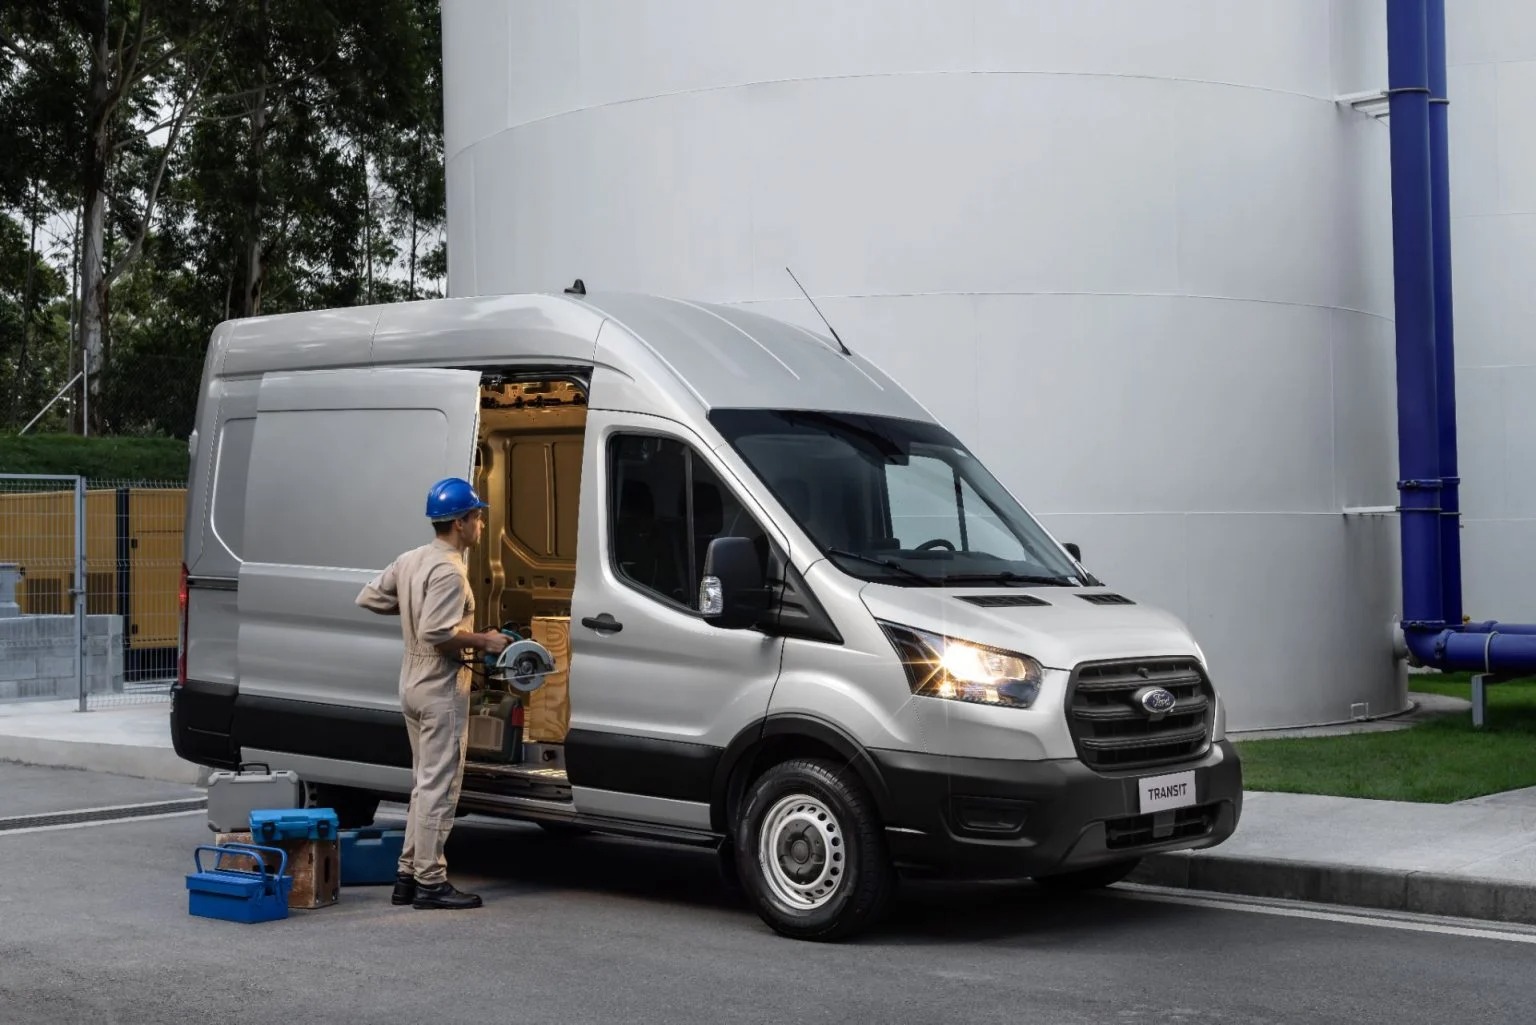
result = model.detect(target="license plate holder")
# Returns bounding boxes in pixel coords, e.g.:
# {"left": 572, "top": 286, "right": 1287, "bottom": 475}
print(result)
{"left": 1138, "top": 770, "right": 1197, "bottom": 814}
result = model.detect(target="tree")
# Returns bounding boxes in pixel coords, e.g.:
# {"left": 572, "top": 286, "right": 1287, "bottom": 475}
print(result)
{"left": 0, "top": 212, "right": 72, "bottom": 429}
{"left": 1, "top": 0, "right": 449, "bottom": 438}
{"left": 2, "top": 4, "right": 86, "bottom": 427}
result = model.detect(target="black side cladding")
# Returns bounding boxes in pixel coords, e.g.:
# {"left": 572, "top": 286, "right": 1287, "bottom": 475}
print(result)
{"left": 564, "top": 729, "right": 721, "bottom": 803}
{"left": 169, "top": 679, "right": 239, "bottom": 768}
{"left": 230, "top": 693, "right": 413, "bottom": 768}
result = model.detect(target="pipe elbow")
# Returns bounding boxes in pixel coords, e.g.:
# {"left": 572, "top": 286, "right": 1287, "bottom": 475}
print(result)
{"left": 1401, "top": 625, "right": 1449, "bottom": 667}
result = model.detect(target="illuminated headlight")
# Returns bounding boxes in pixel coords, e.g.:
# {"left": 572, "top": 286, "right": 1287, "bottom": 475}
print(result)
{"left": 878, "top": 622, "right": 1043, "bottom": 709}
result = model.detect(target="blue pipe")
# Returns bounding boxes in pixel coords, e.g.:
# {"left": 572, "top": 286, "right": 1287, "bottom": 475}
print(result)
{"left": 1410, "top": 629, "right": 1536, "bottom": 674}
{"left": 1427, "top": 0, "right": 1464, "bottom": 627}
{"left": 1387, "top": 0, "right": 1444, "bottom": 633}
{"left": 1394, "top": 0, "right": 1536, "bottom": 675}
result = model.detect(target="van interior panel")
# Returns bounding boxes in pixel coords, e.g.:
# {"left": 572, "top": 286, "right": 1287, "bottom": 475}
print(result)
{"left": 463, "top": 376, "right": 587, "bottom": 803}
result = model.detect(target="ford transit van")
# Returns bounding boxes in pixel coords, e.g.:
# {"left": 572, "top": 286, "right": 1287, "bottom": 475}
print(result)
{"left": 171, "top": 290, "right": 1242, "bottom": 940}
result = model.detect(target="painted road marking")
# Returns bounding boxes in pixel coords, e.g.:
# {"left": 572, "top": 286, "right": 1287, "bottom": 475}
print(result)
{"left": 1114, "top": 884, "right": 1536, "bottom": 945}
{"left": 0, "top": 797, "right": 205, "bottom": 832}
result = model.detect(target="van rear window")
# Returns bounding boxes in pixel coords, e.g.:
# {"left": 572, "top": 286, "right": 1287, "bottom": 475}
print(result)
{"left": 210, "top": 417, "right": 254, "bottom": 559}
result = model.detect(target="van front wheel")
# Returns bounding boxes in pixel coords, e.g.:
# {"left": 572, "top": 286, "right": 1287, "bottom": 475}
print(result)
{"left": 735, "top": 758, "right": 893, "bottom": 942}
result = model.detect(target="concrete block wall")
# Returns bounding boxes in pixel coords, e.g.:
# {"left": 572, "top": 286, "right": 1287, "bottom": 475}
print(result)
{"left": 0, "top": 614, "right": 126, "bottom": 700}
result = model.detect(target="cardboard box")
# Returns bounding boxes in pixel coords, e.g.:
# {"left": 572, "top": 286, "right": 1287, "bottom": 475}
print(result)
{"left": 215, "top": 831, "right": 340, "bottom": 910}
{"left": 526, "top": 616, "right": 571, "bottom": 743}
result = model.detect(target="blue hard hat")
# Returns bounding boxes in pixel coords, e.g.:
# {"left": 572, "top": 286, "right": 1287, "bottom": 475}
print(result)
{"left": 425, "top": 477, "right": 489, "bottom": 521}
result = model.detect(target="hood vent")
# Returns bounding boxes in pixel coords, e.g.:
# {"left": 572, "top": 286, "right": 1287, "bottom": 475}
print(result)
{"left": 959, "top": 594, "right": 1051, "bottom": 608}
{"left": 1079, "top": 593, "right": 1135, "bottom": 606}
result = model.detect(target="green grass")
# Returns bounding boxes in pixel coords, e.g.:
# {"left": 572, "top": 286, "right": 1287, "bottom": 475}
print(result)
{"left": 1235, "top": 673, "right": 1536, "bottom": 802}
{"left": 0, "top": 433, "right": 188, "bottom": 483}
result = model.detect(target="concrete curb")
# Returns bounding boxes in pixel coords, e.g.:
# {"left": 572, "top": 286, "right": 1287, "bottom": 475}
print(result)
{"left": 0, "top": 736, "right": 201, "bottom": 785}
{"left": 1134, "top": 851, "right": 1536, "bottom": 926}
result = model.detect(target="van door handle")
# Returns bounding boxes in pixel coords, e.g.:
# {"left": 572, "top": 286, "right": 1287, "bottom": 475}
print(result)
{"left": 581, "top": 613, "right": 623, "bottom": 634}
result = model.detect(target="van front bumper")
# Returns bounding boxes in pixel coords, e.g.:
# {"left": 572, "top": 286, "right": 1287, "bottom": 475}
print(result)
{"left": 870, "top": 740, "right": 1242, "bottom": 879}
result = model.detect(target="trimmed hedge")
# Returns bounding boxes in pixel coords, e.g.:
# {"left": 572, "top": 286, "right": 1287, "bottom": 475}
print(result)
{"left": 0, "top": 434, "right": 189, "bottom": 483}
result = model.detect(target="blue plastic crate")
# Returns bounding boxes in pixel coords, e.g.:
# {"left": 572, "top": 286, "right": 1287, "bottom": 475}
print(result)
{"left": 339, "top": 827, "right": 407, "bottom": 886}
{"left": 186, "top": 844, "right": 292, "bottom": 924}
{"left": 249, "top": 807, "right": 339, "bottom": 844}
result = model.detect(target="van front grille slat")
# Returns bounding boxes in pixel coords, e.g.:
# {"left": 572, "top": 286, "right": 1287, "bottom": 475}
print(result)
{"left": 1065, "top": 656, "right": 1216, "bottom": 771}
{"left": 1105, "top": 804, "right": 1219, "bottom": 850}
{"left": 1072, "top": 695, "right": 1210, "bottom": 722}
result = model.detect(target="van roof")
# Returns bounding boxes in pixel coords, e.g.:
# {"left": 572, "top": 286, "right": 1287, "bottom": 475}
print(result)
{"left": 211, "top": 290, "right": 935, "bottom": 422}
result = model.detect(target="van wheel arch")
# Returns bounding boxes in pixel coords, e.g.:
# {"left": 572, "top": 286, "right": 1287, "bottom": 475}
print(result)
{"left": 713, "top": 715, "right": 893, "bottom": 835}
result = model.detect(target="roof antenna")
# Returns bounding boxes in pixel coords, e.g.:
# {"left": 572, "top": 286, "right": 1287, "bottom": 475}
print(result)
{"left": 564, "top": 278, "right": 586, "bottom": 296}
{"left": 785, "top": 267, "right": 851, "bottom": 356}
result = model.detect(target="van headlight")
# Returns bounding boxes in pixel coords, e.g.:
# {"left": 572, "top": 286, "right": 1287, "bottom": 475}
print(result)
{"left": 878, "top": 622, "right": 1042, "bottom": 709}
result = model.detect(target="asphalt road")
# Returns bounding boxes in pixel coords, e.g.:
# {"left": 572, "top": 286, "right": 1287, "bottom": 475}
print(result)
{"left": 1, "top": 764, "right": 1533, "bottom": 1025}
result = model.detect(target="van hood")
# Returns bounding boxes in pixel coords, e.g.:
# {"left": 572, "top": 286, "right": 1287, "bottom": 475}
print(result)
{"left": 858, "top": 583, "right": 1203, "bottom": 671}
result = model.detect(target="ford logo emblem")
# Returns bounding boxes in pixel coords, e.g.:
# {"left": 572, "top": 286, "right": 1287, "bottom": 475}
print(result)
{"left": 1136, "top": 686, "right": 1177, "bottom": 715}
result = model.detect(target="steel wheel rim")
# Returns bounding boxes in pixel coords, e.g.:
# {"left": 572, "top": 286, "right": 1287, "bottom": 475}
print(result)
{"left": 757, "top": 793, "right": 846, "bottom": 910}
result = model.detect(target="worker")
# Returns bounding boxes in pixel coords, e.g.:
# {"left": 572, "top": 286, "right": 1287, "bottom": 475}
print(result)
{"left": 355, "top": 477, "right": 510, "bottom": 910}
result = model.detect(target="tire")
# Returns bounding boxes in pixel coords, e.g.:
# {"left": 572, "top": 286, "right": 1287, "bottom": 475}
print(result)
{"left": 734, "top": 757, "right": 894, "bottom": 942}
{"left": 1031, "top": 857, "right": 1142, "bottom": 893}
{"left": 305, "top": 783, "right": 380, "bottom": 830}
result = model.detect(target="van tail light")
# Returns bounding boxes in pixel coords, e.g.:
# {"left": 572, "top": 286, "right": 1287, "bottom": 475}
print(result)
{"left": 177, "top": 563, "right": 189, "bottom": 686}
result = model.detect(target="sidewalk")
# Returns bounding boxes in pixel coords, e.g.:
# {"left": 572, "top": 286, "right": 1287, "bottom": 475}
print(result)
{"left": 2, "top": 700, "right": 1535, "bottom": 925}
{"left": 1135, "top": 789, "right": 1536, "bottom": 923}
{"left": 0, "top": 699, "right": 199, "bottom": 784}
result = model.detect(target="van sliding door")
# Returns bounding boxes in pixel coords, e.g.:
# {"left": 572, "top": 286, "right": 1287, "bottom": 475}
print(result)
{"left": 236, "top": 368, "right": 482, "bottom": 745}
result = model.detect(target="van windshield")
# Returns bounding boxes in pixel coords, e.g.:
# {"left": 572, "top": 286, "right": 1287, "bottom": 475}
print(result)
{"left": 708, "top": 409, "right": 1084, "bottom": 588}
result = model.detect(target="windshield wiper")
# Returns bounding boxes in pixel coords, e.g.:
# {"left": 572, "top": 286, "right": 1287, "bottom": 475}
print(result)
{"left": 943, "top": 571, "right": 1076, "bottom": 587}
{"left": 825, "top": 548, "right": 941, "bottom": 586}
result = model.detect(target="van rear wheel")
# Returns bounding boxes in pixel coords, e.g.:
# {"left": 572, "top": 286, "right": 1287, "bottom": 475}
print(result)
{"left": 735, "top": 758, "right": 893, "bottom": 942}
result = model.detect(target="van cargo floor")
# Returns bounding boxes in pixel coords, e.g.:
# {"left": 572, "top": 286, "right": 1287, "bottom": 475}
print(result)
{"left": 463, "top": 762, "right": 571, "bottom": 802}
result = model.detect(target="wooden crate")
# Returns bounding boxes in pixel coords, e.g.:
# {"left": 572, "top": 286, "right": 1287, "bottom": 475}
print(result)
{"left": 215, "top": 831, "right": 340, "bottom": 909}
{"left": 526, "top": 616, "right": 571, "bottom": 743}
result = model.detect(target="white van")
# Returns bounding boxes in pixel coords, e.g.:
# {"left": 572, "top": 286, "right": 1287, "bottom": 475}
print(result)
{"left": 172, "top": 289, "right": 1241, "bottom": 940}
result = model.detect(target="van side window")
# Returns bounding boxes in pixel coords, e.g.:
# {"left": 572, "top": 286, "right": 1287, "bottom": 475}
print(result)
{"left": 210, "top": 417, "right": 255, "bottom": 559}
{"left": 609, "top": 434, "right": 770, "bottom": 611}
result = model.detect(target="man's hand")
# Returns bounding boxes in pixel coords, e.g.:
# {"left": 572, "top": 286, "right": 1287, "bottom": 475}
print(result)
{"left": 437, "top": 628, "right": 512, "bottom": 659}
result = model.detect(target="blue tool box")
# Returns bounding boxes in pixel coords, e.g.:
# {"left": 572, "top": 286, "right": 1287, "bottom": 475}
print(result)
{"left": 186, "top": 844, "right": 292, "bottom": 924}
{"left": 339, "top": 827, "right": 407, "bottom": 885}
{"left": 249, "top": 807, "right": 339, "bottom": 844}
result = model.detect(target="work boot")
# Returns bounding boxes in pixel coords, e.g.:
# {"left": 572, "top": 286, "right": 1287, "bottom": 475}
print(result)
{"left": 412, "top": 880, "right": 483, "bottom": 910}
{"left": 391, "top": 873, "right": 416, "bottom": 906}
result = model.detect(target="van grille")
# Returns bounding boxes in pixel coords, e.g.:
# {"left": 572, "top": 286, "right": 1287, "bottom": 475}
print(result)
{"left": 1105, "top": 803, "right": 1219, "bottom": 850}
{"left": 1066, "top": 657, "right": 1214, "bottom": 771}
{"left": 1079, "top": 593, "right": 1135, "bottom": 606}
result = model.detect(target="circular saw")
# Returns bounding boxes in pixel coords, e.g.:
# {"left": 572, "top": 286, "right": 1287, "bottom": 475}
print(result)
{"left": 484, "top": 632, "right": 557, "bottom": 694}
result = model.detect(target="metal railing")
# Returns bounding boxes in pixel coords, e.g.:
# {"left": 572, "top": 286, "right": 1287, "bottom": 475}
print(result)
{"left": 0, "top": 474, "right": 185, "bottom": 710}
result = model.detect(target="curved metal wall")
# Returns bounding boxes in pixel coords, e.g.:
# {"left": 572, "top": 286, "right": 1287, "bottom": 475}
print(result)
{"left": 441, "top": 0, "right": 1404, "bottom": 730}
{"left": 1446, "top": 4, "right": 1536, "bottom": 630}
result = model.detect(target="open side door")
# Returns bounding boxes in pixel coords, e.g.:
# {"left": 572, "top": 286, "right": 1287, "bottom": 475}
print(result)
{"left": 236, "top": 368, "right": 482, "bottom": 718}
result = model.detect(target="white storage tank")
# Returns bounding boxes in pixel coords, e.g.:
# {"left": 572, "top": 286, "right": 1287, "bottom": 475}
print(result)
{"left": 1446, "top": 3, "right": 1536, "bottom": 626}
{"left": 440, "top": 0, "right": 1405, "bottom": 730}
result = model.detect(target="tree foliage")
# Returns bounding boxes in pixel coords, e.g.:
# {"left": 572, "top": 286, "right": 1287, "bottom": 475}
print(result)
{"left": 0, "top": 0, "right": 446, "bottom": 438}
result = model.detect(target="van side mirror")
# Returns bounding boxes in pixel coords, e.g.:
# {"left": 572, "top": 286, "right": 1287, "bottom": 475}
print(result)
{"left": 700, "top": 537, "right": 770, "bottom": 629}
{"left": 1064, "top": 542, "right": 1082, "bottom": 562}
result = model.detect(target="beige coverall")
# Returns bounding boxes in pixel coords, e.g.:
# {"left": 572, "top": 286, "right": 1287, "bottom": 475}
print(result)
{"left": 355, "top": 538, "right": 476, "bottom": 885}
